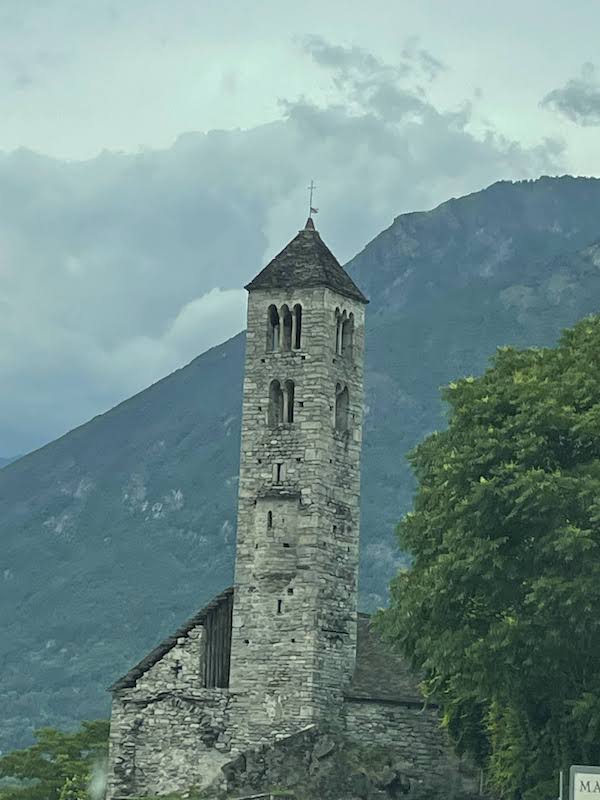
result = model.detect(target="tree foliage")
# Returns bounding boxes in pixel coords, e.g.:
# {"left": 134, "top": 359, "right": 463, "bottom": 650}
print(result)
{"left": 379, "top": 314, "right": 600, "bottom": 800}
{"left": 0, "top": 721, "right": 108, "bottom": 800}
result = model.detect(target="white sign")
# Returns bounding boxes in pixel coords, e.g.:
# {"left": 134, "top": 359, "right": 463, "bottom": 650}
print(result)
{"left": 571, "top": 766, "right": 600, "bottom": 800}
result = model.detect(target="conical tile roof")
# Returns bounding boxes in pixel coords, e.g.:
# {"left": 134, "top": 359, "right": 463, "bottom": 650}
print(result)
{"left": 245, "top": 218, "right": 368, "bottom": 304}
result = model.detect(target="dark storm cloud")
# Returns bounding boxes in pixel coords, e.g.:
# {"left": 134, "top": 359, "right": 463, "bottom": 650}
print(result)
{"left": 0, "top": 39, "right": 564, "bottom": 455}
{"left": 541, "top": 62, "right": 600, "bottom": 126}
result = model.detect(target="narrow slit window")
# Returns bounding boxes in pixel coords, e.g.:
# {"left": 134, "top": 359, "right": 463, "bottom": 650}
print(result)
{"left": 275, "top": 463, "right": 283, "bottom": 483}
{"left": 267, "top": 510, "right": 273, "bottom": 529}
{"left": 277, "top": 599, "right": 283, "bottom": 614}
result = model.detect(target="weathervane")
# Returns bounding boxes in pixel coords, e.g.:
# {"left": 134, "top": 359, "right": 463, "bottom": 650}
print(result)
{"left": 308, "top": 180, "right": 318, "bottom": 217}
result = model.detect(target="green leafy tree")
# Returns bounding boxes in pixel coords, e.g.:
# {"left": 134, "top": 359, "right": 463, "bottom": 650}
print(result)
{"left": 0, "top": 721, "right": 109, "bottom": 800}
{"left": 379, "top": 314, "right": 600, "bottom": 800}
{"left": 57, "top": 773, "right": 89, "bottom": 800}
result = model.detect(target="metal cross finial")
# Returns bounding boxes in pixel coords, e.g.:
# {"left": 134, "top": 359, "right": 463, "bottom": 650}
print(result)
{"left": 308, "top": 180, "right": 318, "bottom": 216}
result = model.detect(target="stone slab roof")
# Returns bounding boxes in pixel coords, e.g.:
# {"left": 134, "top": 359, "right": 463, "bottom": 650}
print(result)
{"left": 109, "top": 587, "right": 234, "bottom": 692}
{"left": 245, "top": 219, "right": 368, "bottom": 304}
{"left": 347, "top": 613, "right": 435, "bottom": 707}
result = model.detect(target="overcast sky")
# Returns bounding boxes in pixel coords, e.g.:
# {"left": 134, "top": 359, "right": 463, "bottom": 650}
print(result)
{"left": 2, "top": 0, "right": 600, "bottom": 455}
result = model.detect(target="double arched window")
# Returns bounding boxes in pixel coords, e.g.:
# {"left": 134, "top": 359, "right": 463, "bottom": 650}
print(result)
{"left": 268, "top": 379, "right": 295, "bottom": 426}
{"left": 266, "top": 303, "right": 302, "bottom": 352}
{"left": 334, "top": 309, "right": 354, "bottom": 357}
{"left": 335, "top": 383, "right": 349, "bottom": 432}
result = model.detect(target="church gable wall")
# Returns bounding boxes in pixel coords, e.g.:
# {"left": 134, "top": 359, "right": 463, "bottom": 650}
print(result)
{"left": 134, "top": 622, "right": 205, "bottom": 691}
{"left": 107, "top": 689, "right": 233, "bottom": 798}
{"left": 105, "top": 623, "right": 235, "bottom": 798}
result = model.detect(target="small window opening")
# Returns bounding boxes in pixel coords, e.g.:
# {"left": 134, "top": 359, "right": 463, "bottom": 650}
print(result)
{"left": 267, "top": 510, "right": 273, "bottom": 529}
{"left": 293, "top": 304, "right": 302, "bottom": 349}
{"left": 244, "top": 639, "right": 250, "bottom": 644}
{"left": 287, "top": 588, "right": 294, "bottom": 595}
{"left": 268, "top": 380, "right": 284, "bottom": 427}
{"left": 171, "top": 660, "right": 182, "bottom": 679}
{"left": 283, "top": 542, "right": 290, "bottom": 548}
{"left": 277, "top": 599, "right": 283, "bottom": 614}
{"left": 335, "top": 383, "right": 350, "bottom": 432}
{"left": 267, "top": 305, "right": 280, "bottom": 352}
{"left": 334, "top": 308, "right": 342, "bottom": 354}
{"left": 281, "top": 305, "right": 292, "bottom": 351}
{"left": 275, "top": 463, "right": 283, "bottom": 483}
{"left": 291, "top": 638, "right": 296, "bottom": 643}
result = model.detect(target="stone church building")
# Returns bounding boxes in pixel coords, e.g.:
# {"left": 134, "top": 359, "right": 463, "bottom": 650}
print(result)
{"left": 105, "top": 218, "right": 470, "bottom": 798}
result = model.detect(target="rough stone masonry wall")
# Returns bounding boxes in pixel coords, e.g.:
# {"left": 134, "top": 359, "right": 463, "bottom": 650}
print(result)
{"left": 212, "top": 723, "right": 479, "bottom": 800}
{"left": 343, "top": 699, "right": 478, "bottom": 793}
{"left": 105, "top": 624, "right": 234, "bottom": 799}
{"left": 228, "top": 284, "right": 366, "bottom": 750}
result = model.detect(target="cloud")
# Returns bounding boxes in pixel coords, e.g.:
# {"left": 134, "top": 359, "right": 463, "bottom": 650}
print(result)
{"left": 400, "top": 36, "right": 446, "bottom": 81}
{"left": 0, "top": 38, "right": 564, "bottom": 454}
{"left": 301, "top": 34, "right": 445, "bottom": 87}
{"left": 299, "top": 34, "right": 431, "bottom": 121}
{"left": 541, "top": 62, "right": 600, "bottom": 126}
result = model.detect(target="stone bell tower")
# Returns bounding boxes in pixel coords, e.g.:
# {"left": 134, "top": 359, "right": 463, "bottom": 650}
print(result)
{"left": 228, "top": 216, "right": 368, "bottom": 747}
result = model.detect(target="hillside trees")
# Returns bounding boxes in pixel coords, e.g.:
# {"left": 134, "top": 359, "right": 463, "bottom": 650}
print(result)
{"left": 0, "top": 721, "right": 108, "bottom": 800}
{"left": 379, "top": 315, "right": 600, "bottom": 800}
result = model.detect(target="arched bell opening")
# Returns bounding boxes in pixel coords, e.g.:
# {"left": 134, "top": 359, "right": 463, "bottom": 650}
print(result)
{"left": 267, "top": 305, "right": 280, "bottom": 352}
